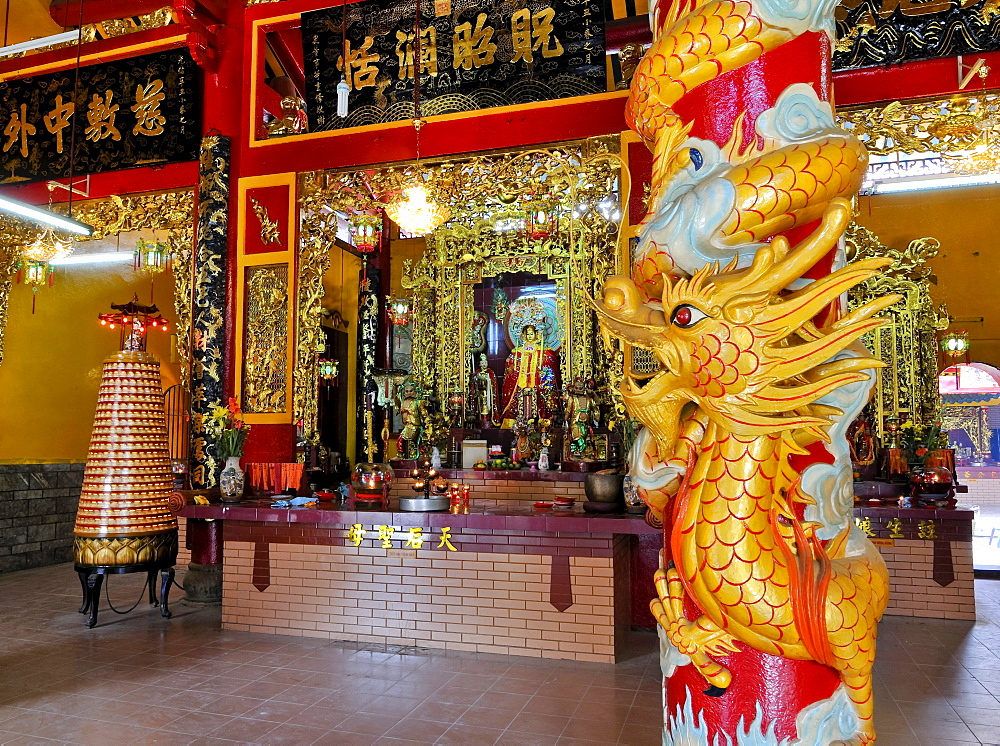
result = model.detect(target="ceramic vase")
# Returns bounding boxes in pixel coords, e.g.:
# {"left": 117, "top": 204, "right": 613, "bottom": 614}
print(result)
{"left": 219, "top": 456, "right": 245, "bottom": 502}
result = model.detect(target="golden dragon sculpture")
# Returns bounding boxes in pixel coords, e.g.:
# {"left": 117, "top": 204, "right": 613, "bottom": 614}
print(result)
{"left": 597, "top": 0, "right": 895, "bottom": 743}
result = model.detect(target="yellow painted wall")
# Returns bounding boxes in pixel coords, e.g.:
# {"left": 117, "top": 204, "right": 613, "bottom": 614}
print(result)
{"left": 855, "top": 185, "right": 1000, "bottom": 369}
{"left": 0, "top": 262, "right": 180, "bottom": 463}
{"left": 322, "top": 247, "right": 362, "bottom": 462}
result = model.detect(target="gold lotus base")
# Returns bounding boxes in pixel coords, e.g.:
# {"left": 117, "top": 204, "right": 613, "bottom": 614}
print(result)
{"left": 73, "top": 531, "right": 178, "bottom": 568}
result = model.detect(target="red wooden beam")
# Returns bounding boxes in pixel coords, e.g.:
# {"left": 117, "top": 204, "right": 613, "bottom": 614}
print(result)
{"left": 0, "top": 161, "right": 198, "bottom": 204}
{"left": 241, "top": 93, "right": 629, "bottom": 178}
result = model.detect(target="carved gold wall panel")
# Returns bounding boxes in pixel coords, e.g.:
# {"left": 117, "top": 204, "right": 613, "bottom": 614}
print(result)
{"left": 235, "top": 174, "right": 296, "bottom": 424}
{"left": 243, "top": 264, "right": 290, "bottom": 414}
{"left": 837, "top": 92, "right": 1000, "bottom": 156}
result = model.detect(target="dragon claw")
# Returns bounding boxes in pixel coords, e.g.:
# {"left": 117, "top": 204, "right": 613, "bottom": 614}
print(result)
{"left": 703, "top": 685, "right": 728, "bottom": 697}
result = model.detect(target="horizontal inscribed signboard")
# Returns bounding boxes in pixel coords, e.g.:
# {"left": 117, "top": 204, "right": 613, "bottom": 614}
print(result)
{"left": 834, "top": 0, "right": 1000, "bottom": 70}
{"left": 303, "top": 0, "right": 606, "bottom": 131}
{"left": 0, "top": 49, "right": 199, "bottom": 185}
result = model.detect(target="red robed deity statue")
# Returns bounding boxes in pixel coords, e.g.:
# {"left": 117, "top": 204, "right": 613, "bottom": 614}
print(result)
{"left": 499, "top": 324, "right": 560, "bottom": 430}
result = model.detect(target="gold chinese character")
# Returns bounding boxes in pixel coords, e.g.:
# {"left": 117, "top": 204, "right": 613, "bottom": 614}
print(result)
{"left": 887, "top": 518, "right": 904, "bottom": 539}
{"left": 510, "top": 7, "right": 563, "bottom": 65}
{"left": 131, "top": 79, "right": 165, "bottom": 136}
{"left": 84, "top": 90, "right": 121, "bottom": 142}
{"left": 378, "top": 525, "right": 395, "bottom": 549}
{"left": 3, "top": 103, "right": 36, "bottom": 158}
{"left": 918, "top": 520, "right": 937, "bottom": 540}
{"left": 395, "top": 27, "right": 438, "bottom": 79}
{"left": 346, "top": 523, "right": 365, "bottom": 547}
{"left": 437, "top": 527, "right": 457, "bottom": 551}
{"left": 855, "top": 517, "right": 874, "bottom": 537}
{"left": 339, "top": 37, "right": 381, "bottom": 90}
{"left": 43, "top": 95, "right": 75, "bottom": 154}
{"left": 405, "top": 527, "right": 425, "bottom": 549}
{"left": 453, "top": 13, "right": 497, "bottom": 70}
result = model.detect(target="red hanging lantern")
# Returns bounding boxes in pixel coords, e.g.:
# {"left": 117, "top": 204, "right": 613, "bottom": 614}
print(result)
{"left": 348, "top": 213, "right": 382, "bottom": 253}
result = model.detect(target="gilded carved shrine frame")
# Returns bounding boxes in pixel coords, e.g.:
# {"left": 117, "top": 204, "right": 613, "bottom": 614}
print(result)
{"left": 298, "top": 136, "right": 626, "bottom": 431}
{"left": 846, "top": 223, "right": 947, "bottom": 440}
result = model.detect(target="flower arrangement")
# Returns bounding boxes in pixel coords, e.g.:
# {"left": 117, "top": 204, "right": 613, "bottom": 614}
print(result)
{"left": 204, "top": 397, "right": 250, "bottom": 460}
{"left": 898, "top": 420, "right": 944, "bottom": 464}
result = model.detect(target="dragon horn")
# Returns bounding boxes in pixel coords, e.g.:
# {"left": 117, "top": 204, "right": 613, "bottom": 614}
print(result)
{"left": 762, "top": 199, "right": 852, "bottom": 294}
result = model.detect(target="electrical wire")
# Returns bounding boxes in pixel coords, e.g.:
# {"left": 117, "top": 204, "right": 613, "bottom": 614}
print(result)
{"left": 103, "top": 574, "right": 152, "bottom": 615}
{"left": 66, "top": 0, "right": 86, "bottom": 218}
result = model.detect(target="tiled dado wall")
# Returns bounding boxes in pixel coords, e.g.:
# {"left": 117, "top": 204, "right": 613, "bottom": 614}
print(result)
{"left": 958, "top": 468, "right": 1000, "bottom": 506}
{"left": 857, "top": 510, "right": 975, "bottom": 621}
{"left": 390, "top": 476, "right": 587, "bottom": 504}
{"left": 221, "top": 520, "right": 631, "bottom": 663}
{"left": 0, "top": 463, "right": 83, "bottom": 572}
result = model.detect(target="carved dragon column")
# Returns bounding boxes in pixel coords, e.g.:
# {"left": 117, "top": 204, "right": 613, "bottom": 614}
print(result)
{"left": 190, "top": 135, "right": 230, "bottom": 489}
{"left": 598, "top": 0, "right": 890, "bottom": 743}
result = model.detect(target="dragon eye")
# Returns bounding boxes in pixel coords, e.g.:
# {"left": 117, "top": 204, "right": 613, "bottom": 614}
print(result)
{"left": 689, "top": 148, "right": 703, "bottom": 170}
{"left": 670, "top": 304, "right": 708, "bottom": 329}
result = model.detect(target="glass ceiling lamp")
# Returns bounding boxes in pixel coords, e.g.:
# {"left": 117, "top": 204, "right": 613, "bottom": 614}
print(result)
{"left": 383, "top": 122, "right": 450, "bottom": 236}
{"left": 943, "top": 64, "right": 1000, "bottom": 176}
{"left": 23, "top": 227, "right": 74, "bottom": 263}
{"left": 381, "top": 6, "right": 449, "bottom": 237}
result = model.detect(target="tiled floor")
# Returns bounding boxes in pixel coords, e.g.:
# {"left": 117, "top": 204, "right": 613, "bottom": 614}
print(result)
{"left": 0, "top": 565, "right": 998, "bottom": 745}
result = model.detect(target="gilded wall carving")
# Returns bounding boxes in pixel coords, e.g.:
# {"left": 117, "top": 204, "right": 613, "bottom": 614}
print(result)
{"left": 190, "top": 136, "right": 230, "bottom": 489}
{"left": 295, "top": 175, "right": 337, "bottom": 443}
{"left": 846, "top": 223, "right": 947, "bottom": 439}
{"left": 244, "top": 265, "right": 289, "bottom": 414}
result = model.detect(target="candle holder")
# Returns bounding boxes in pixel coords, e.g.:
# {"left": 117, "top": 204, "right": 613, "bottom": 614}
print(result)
{"left": 350, "top": 462, "right": 394, "bottom": 510}
{"left": 399, "top": 458, "right": 451, "bottom": 512}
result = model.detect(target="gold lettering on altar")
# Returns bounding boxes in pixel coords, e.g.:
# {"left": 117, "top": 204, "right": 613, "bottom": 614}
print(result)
{"left": 339, "top": 37, "right": 381, "bottom": 90}
{"left": 918, "top": 519, "right": 937, "bottom": 540}
{"left": 887, "top": 518, "right": 904, "bottom": 539}
{"left": 395, "top": 27, "right": 439, "bottom": 79}
{"left": 405, "top": 527, "right": 425, "bottom": 549}
{"left": 131, "top": 79, "right": 166, "bottom": 136}
{"left": 437, "top": 527, "right": 457, "bottom": 551}
{"left": 347, "top": 523, "right": 365, "bottom": 547}
{"left": 43, "top": 95, "right": 75, "bottom": 154}
{"left": 85, "top": 90, "right": 121, "bottom": 142}
{"left": 377, "top": 524, "right": 395, "bottom": 549}
{"left": 453, "top": 13, "right": 497, "bottom": 70}
{"left": 511, "top": 7, "right": 563, "bottom": 65}
{"left": 855, "top": 516, "right": 875, "bottom": 537}
{"left": 3, "top": 103, "right": 35, "bottom": 157}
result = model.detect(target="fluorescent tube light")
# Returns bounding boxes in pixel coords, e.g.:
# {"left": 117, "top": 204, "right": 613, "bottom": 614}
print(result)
{"left": 873, "top": 173, "right": 1000, "bottom": 194}
{"left": 0, "top": 194, "right": 93, "bottom": 235}
{"left": 50, "top": 253, "right": 132, "bottom": 266}
{"left": 0, "top": 30, "right": 81, "bottom": 57}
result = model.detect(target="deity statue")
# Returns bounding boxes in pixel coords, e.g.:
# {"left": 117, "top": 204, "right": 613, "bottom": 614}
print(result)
{"left": 500, "top": 324, "right": 560, "bottom": 430}
{"left": 564, "top": 377, "right": 599, "bottom": 462}
{"left": 470, "top": 354, "right": 498, "bottom": 428}
{"left": 395, "top": 378, "right": 424, "bottom": 459}
{"left": 266, "top": 96, "right": 308, "bottom": 137}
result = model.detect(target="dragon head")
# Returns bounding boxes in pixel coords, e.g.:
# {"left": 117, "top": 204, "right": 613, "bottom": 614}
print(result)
{"left": 598, "top": 200, "right": 899, "bottom": 458}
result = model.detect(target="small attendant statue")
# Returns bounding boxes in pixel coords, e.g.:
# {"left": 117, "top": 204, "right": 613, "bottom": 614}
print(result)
{"left": 471, "top": 353, "right": 499, "bottom": 427}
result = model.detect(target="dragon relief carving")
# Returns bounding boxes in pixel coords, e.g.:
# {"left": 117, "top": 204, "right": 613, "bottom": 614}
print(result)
{"left": 598, "top": 0, "right": 896, "bottom": 743}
